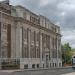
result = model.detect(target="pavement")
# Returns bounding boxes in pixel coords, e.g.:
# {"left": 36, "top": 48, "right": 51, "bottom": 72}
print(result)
{"left": 11, "top": 67, "right": 75, "bottom": 75}
{"left": 12, "top": 66, "right": 73, "bottom": 72}
{"left": 0, "top": 66, "right": 75, "bottom": 75}
{"left": 0, "top": 70, "right": 21, "bottom": 73}
{"left": 0, "top": 66, "right": 72, "bottom": 73}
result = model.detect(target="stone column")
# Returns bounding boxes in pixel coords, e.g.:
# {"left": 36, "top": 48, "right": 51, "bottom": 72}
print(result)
{"left": 0, "top": 12, "right": 3, "bottom": 69}
{"left": 15, "top": 22, "right": 22, "bottom": 58}
{"left": 40, "top": 32, "right": 43, "bottom": 68}
{"left": 49, "top": 36, "right": 51, "bottom": 68}
{"left": 0, "top": 20, "right": 1, "bottom": 58}
{"left": 28, "top": 29, "right": 32, "bottom": 69}
{"left": 50, "top": 37, "right": 52, "bottom": 59}
{"left": 28, "top": 29, "right": 31, "bottom": 58}
{"left": 11, "top": 22, "right": 16, "bottom": 58}
{"left": 50, "top": 36, "right": 54, "bottom": 68}
{"left": 0, "top": 13, "right": 1, "bottom": 58}
{"left": 35, "top": 32, "right": 37, "bottom": 58}
{"left": 57, "top": 36, "right": 59, "bottom": 68}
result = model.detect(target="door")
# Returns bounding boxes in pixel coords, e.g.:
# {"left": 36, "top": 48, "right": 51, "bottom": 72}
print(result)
{"left": 46, "top": 55, "right": 49, "bottom": 68}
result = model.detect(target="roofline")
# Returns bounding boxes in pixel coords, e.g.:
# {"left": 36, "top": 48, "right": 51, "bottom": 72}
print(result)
{"left": 15, "top": 5, "right": 39, "bottom": 17}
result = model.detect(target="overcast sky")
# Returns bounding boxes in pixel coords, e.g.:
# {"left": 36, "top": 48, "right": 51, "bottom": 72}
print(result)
{"left": 1, "top": 0, "right": 75, "bottom": 48}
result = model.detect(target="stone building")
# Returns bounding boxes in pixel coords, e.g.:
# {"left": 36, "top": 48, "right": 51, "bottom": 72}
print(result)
{"left": 0, "top": 1, "right": 62, "bottom": 69}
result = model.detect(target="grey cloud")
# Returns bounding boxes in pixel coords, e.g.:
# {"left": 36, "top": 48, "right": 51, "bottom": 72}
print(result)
{"left": 61, "top": 30, "right": 75, "bottom": 48}
{"left": 10, "top": 0, "right": 41, "bottom": 13}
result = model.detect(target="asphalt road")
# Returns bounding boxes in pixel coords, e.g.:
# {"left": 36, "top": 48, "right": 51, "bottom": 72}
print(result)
{"left": 0, "top": 68, "right": 75, "bottom": 75}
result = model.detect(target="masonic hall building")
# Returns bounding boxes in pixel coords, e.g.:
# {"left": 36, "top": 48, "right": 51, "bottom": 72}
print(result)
{"left": 0, "top": 2, "right": 62, "bottom": 69}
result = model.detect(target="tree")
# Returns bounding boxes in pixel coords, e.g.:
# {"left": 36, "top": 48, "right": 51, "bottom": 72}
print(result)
{"left": 62, "top": 43, "right": 73, "bottom": 65}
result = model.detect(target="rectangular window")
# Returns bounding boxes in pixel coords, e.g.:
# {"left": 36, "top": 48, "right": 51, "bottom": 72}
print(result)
{"left": 30, "top": 31, "right": 35, "bottom": 42}
{"left": 36, "top": 47, "right": 40, "bottom": 58}
{"left": 24, "top": 64, "right": 28, "bottom": 69}
{"left": 37, "top": 64, "right": 39, "bottom": 68}
{"left": 30, "top": 45, "right": 36, "bottom": 58}
{"left": 23, "top": 12, "right": 26, "bottom": 19}
{"left": 23, "top": 28, "right": 27, "bottom": 40}
{"left": 32, "top": 64, "right": 35, "bottom": 68}
{"left": 3, "top": 24, "right": 7, "bottom": 30}
{"left": 22, "top": 28, "right": 29, "bottom": 58}
{"left": 7, "top": 24, "right": 11, "bottom": 58}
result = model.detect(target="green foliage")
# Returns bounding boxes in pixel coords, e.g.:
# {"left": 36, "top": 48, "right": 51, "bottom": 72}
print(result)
{"left": 62, "top": 43, "right": 73, "bottom": 65}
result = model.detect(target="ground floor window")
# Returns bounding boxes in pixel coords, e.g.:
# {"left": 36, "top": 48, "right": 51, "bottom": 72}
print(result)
{"left": 43, "top": 64, "right": 44, "bottom": 68}
{"left": 53, "top": 63, "right": 54, "bottom": 67}
{"left": 59, "top": 63, "right": 61, "bottom": 67}
{"left": 50, "top": 63, "right": 51, "bottom": 67}
{"left": 24, "top": 64, "right": 28, "bottom": 69}
{"left": 32, "top": 64, "right": 35, "bottom": 68}
{"left": 37, "top": 64, "right": 39, "bottom": 68}
{"left": 55, "top": 63, "right": 56, "bottom": 67}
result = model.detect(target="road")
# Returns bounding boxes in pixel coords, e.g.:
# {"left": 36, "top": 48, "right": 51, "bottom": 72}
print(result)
{"left": 0, "top": 68, "right": 75, "bottom": 75}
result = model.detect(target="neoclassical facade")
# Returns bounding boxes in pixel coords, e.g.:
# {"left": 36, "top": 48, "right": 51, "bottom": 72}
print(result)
{"left": 0, "top": 2, "right": 62, "bottom": 69}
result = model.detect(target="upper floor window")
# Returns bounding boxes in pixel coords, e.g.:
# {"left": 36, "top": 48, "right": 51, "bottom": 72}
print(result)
{"left": 30, "top": 16, "right": 39, "bottom": 24}
{"left": 51, "top": 26, "right": 56, "bottom": 32}
{"left": 36, "top": 32, "right": 40, "bottom": 42}
{"left": 3, "top": 24, "right": 7, "bottom": 30}
{"left": 30, "top": 31, "right": 35, "bottom": 42}
{"left": 23, "top": 28, "right": 27, "bottom": 39}
{"left": 23, "top": 12, "right": 26, "bottom": 19}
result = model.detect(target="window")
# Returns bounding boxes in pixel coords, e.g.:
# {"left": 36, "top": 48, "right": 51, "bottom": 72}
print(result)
{"left": 42, "top": 34, "right": 46, "bottom": 48}
{"left": 16, "top": 59, "right": 20, "bottom": 65}
{"left": 37, "top": 64, "right": 39, "bottom": 68}
{"left": 23, "top": 12, "right": 26, "bottom": 19}
{"left": 30, "top": 16, "right": 39, "bottom": 24}
{"left": 3, "top": 24, "right": 7, "bottom": 30}
{"left": 52, "top": 38, "right": 57, "bottom": 58}
{"left": 37, "top": 19, "right": 40, "bottom": 24}
{"left": 32, "top": 64, "right": 35, "bottom": 68}
{"left": 31, "top": 31, "right": 35, "bottom": 42}
{"left": 58, "top": 40, "right": 61, "bottom": 58}
{"left": 30, "top": 45, "right": 36, "bottom": 58}
{"left": 53, "top": 63, "right": 54, "bottom": 67}
{"left": 30, "top": 31, "right": 36, "bottom": 58}
{"left": 55, "top": 63, "right": 56, "bottom": 67}
{"left": 46, "top": 35, "right": 50, "bottom": 49}
{"left": 55, "top": 38, "right": 57, "bottom": 49}
{"left": 36, "top": 32, "right": 40, "bottom": 42}
{"left": 51, "top": 26, "right": 56, "bottom": 32}
{"left": 22, "top": 28, "right": 29, "bottom": 58}
{"left": 36, "top": 47, "right": 40, "bottom": 58}
{"left": 59, "top": 63, "right": 61, "bottom": 67}
{"left": 43, "top": 64, "right": 44, "bottom": 68}
{"left": 24, "top": 64, "right": 28, "bottom": 69}
{"left": 22, "top": 45, "right": 28, "bottom": 58}
{"left": 50, "top": 63, "right": 51, "bottom": 67}
{"left": 23, "top": 28, "right": 27, "bottom": 40}
{"left": 2, "top": 46, "right": 7, "bottom": 58}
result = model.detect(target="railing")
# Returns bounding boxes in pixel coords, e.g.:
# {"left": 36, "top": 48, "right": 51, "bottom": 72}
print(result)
{"left": 0, "top": 58, "right": 20, "bottom": 69}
